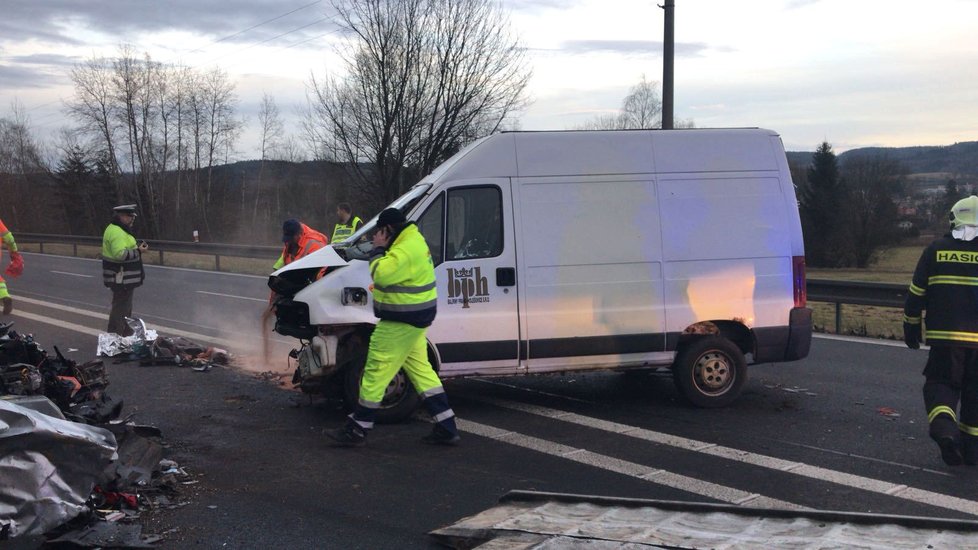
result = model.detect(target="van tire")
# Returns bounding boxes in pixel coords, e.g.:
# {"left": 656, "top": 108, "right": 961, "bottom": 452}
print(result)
{"left": 672, "top": 336, "right": 746, "bottom": 408}
{"left": 342, "top": 352, "right": 420, "bottom": 424}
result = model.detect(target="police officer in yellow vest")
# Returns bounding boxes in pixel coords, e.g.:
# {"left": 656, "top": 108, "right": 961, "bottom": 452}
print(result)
{"left": 102, "top": 204, "right": 147, "bottom": 336}
{"left": 905, "top": 195, "right": 978, "bottom": 466}
{"left": 327, "top": 208, "right": 460, "bottom": 447}
{"left": 331, "top": 202, "right": 363, "bottom": 243}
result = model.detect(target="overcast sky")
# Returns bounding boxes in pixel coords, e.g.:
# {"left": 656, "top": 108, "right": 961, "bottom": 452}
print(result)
{"left": 1, "top": 0, "right": 975, "bottom": 158}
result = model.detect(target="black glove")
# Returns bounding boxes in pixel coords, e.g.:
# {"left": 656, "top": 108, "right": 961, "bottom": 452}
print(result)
{"left": 904, "top": 322, "right": 922, "bottom": 350}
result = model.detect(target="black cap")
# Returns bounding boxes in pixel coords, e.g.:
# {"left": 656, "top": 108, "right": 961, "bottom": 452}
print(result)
{"left": 377, "top": 208, "right": 406, "bottom": 226}
{"left": 282, "top": 218, "right": 301, "bottom": 242}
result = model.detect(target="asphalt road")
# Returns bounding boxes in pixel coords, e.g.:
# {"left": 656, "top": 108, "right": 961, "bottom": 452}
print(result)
{"left": 8, "top": 252, "right": 978, "bottom": 548}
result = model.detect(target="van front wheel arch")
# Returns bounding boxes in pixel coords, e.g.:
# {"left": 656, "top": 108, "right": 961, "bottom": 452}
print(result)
{"left": 672, "top": 336, "right": 747, "bottom": 408}
{"left": 341, "top": 350, "right": 420, "bottom": 424}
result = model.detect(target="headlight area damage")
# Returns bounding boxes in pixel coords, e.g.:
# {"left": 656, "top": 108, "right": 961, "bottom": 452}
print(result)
{"left": 267, "top": 244, "right": 413, "bottom": 421}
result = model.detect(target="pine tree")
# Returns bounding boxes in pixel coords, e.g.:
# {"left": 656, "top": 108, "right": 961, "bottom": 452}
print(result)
{"left": 798, "top": 142, "right": 850, "bottom": 267}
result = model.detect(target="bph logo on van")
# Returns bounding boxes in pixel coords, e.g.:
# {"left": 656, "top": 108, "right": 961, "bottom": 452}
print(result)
{"left": 447, "top": 267, "right": 490, "bottom": 308}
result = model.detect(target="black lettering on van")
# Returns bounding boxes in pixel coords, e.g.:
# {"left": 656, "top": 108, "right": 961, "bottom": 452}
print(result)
{"left": 446, "top": 267, "right": 490, "bottom": 308}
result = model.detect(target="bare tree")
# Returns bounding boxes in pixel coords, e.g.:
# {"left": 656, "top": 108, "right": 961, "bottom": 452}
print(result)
{"left": 254, "top": 93, "right": 285, "bottom": 223}
{"left": 66, "top": 56, "right": 123, "bottom": 199}
{"left": 305, "top": 0, "right": 531, "bottom": 208}
{"left": 578, "top": 75, "right": 694, "bottom": 130}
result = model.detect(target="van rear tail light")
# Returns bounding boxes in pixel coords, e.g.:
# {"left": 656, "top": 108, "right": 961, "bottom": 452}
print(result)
{"left": 792, "top": 255, "right": 807, "bottom": 307}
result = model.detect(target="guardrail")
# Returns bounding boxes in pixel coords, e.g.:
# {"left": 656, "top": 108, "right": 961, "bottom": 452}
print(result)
{"left": 17, "top": 233, "right": 909, "bottom": 328}
{"left": 17, "top": 233, "right": 280, "bottom": 271}
{"left": 806, "top": 279, "right": 907, "bottom": 332}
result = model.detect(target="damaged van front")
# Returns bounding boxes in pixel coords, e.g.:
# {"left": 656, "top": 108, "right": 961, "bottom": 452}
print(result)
{"left": 269, "top": 184, "right": 434, "bottom": 422}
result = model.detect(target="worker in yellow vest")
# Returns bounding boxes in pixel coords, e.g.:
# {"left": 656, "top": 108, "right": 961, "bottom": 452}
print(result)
{"left": 0, "top": 218, "right": 24, "bottom": 314}
{"left": 327, "top": 208, "right": 459, "bottom": 447}
{"left": 331, "top": 202, "right": 363, "bottom": 243}
{"left": 102, "top": 204, "right": 147, "bottom": 336}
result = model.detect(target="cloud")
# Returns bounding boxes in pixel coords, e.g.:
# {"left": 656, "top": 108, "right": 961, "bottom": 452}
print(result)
{"left": 6, "top": 54, "right": 80, "bottom": 68}
{"left": 0, "top": 1, "right": 335, "bottom": 50}
{"left": 0, "top": 65, "right": 63, "bottom": 90}
{"left": 559, "top": 40, "right": 714, "bottom": 57}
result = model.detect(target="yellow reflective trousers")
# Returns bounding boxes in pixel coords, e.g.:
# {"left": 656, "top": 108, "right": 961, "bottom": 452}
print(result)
{"left": 359, "top": 319, "right": 442, "bottom": 405}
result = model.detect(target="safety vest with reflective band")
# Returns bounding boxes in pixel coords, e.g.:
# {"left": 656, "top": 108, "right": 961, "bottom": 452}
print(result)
{"left": 331, "top": 216, "right": 363, "bottom": 243}
{"left": 102, "top": 222, "right": 144, "bottom": 289}
{"left": 273, "top": 223, "right": 328, "bottom": 270}
{"left": 369, "top": 223, "right": 437, "bottom": 328}
{"left": 0, "top": 218, "right": 17, "bottom": 259}
{"left": 904, "top": 234, "right": 978, "bottom": 347}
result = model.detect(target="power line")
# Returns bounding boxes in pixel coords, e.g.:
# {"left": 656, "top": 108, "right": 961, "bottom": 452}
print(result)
{"left": 201, "top": 16, "right": 332, "bottom": 66}
{"left": 185, "top": 0, "right": 324, "bottom": 55}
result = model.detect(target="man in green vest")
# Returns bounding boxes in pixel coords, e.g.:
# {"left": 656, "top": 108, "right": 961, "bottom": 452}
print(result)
{"left": 327, "top": 208, "right": 459, "bottom": 447}
{"left": 331, "top": 202, "right": 363, "bottom": 243}
{"left": 102, "top": 204, "right": 148, "bottom": 336}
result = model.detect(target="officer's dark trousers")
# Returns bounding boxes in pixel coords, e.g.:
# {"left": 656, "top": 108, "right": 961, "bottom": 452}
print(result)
{"left": 108, "top": 286, "right": 135, "bottom": 336}
{"left": 923, "top": 346, "right": 978, "bottom": 452}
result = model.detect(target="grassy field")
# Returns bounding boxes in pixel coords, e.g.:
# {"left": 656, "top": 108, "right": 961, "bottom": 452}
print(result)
{"left": 809, "top": 243, "right": 922, "bottom": 338}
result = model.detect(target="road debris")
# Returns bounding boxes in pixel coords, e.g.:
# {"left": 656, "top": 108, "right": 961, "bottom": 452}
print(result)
{"left": 0, "top": 320, "right": 201, "bottom": 546}
{"left": 97, "top": 318, "right": 232, "bottom": 372}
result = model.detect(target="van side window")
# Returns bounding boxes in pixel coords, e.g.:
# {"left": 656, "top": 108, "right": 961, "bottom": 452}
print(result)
{"left": 417, "top": 193, "right": 445, "bottom": 266}
{"left": 446, "top": 186, "right": 503, "bottom": 261}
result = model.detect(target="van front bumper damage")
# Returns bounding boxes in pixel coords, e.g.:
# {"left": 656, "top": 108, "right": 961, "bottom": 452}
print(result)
{"left": 752, "top": 307, "right": 813, "bottom": 363}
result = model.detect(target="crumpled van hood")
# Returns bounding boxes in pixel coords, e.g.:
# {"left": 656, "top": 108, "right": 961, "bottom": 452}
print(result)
{"left": 271, "top": 245, "right": 348, "bottom": 276}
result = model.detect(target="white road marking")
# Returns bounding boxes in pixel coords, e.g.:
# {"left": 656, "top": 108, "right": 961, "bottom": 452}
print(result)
{"left": 11, "top": 296, "right": 236, "bottom": 348}
{"left": 50, "top": 270, "right": 94, "bottom": 278}
{"left": 458, "top": 418, "right": 806, "bottom": 510}
{"left": 11, "top": 310, "right": 101, "bottom": 337}
{"left": 475, "top": 396, "right": 978, "bottom": 517}
{"left": 196, "top": 291, "right": 266, "bottom": 302}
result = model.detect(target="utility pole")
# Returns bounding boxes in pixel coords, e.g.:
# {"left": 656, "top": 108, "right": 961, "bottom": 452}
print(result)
{"left": 661, "top": 0, "right": 675, "bottom": 129}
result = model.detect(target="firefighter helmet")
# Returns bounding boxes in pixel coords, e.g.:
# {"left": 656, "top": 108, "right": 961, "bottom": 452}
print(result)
{"left": 950, "top": 196, "right": 978, "bottom": 229}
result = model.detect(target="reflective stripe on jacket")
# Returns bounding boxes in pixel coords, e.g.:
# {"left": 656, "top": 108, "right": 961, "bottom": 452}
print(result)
{"left": 370, "top": 223, "right": 437, "bottom": 328}
{"left": 102, "top": 222, "right": 144, "bottom": 288}
{"left": 905, "top": 234, "right": 978, "bottom": 347}
{"left": 331, "top": 216, "right": 363, "bottom": 243}
{"left": 273, "top": 223, "right": 329, "bottom": 270}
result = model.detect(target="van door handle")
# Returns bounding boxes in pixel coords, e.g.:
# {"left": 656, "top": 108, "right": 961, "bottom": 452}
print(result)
{"left": 496, "top": 267, "right": 516, "bottom": 287}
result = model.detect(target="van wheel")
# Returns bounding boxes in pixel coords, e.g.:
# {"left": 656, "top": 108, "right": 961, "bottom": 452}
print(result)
{"left": 672, "top": 336, "right": 746, "bottom": 408}
{"left": 342, "top": 352, "right": 420, "bottom": 424}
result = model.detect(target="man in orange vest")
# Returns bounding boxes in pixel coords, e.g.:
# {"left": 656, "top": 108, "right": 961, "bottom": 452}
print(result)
{"left": 263, "top": 220, "right": 330, "bottom": 357}
{"left": 273, "top": 219, "right": 329, "bottom": 270}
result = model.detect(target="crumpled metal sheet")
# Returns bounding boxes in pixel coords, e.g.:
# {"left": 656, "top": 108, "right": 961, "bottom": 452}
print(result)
{"left": 97, "top": 318, "right": 158, "bottom": 357}
{"left": 0, "top": 399, "right": 118, "bottom": 538}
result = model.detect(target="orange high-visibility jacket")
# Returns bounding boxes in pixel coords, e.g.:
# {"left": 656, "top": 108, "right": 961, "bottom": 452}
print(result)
{"left": 273, "top": 223, "right": 328, "bottom": 270}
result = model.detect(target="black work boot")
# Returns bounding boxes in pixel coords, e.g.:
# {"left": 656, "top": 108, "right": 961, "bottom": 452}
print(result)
{"left": 326, "top": 425, "right": 366, "bottom": 447}
{"left": 2, "top": 297, "right": 11, "bottom": 315}
{"left": 932, "top": 433, "right": 964, "bottom": 466}
{"left": 421, "top": 424, "right": 460, "bottom": 446}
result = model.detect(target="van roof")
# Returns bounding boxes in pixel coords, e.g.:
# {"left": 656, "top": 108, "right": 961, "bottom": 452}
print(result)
{"left": 421, "top": 128, "right": 784, "bottom": 182}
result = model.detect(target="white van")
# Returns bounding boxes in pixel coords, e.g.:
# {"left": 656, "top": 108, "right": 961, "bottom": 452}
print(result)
{"left": 271, "top": 128, "right": 812, "bottom": 421}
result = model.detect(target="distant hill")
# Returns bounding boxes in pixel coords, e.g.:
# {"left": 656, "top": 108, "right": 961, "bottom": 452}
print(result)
{"left": 786, "top": 141, "right": 978, "bottom": 178}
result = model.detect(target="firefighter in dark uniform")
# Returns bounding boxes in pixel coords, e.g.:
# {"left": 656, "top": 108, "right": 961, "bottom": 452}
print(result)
{"left": 904, "top": 195, "right": 978, "bottom": 466}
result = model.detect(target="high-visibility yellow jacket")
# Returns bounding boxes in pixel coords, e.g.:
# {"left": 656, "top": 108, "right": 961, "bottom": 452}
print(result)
{"left": 370, "top": 223, "right": 437, "bottom": 328}
{"left": 102, "top": 223, "right": 144, "bottom": 288}
{"left": 331, "top": 216, "right": 363, "bottom": 243}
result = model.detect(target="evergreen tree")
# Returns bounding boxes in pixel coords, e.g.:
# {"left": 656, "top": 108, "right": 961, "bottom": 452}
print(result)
{"left": 798, "top": 142, "right": 850, "bottom": 267}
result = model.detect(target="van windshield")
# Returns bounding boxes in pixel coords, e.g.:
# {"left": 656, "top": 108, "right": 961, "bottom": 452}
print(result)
{"left": 335, "top": 184, "right": 432, "bottom": 255}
